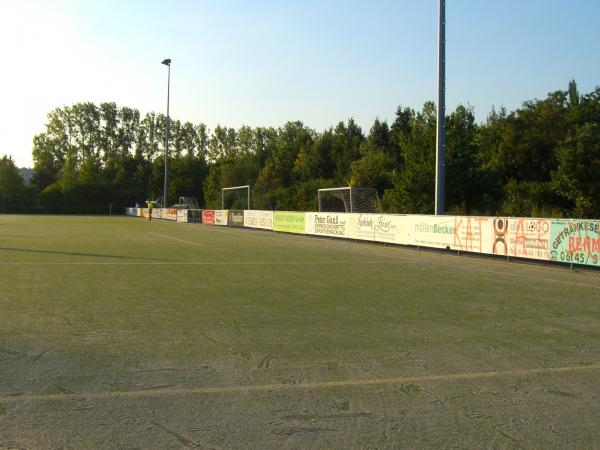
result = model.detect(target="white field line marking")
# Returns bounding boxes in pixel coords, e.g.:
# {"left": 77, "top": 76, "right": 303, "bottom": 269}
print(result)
{"left": 149, "top": 232, "right": 205, "bottom": 246}
{"left": 1, "top": 362, "right": 599, "bottom": 403}
{"left": 353, "top": 248, "right": 600, "bottom": 291}
{"left": 0, "top": 261, "right": 413, "bottom": 266}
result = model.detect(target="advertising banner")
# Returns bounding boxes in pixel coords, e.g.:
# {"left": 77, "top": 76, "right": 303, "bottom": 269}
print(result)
{"left": 177, "top": 209, "right": 188, "bottom": 223}
{"left": 126, "top": 207, "right": 137, "bottom": 216}
{"left": 228, "top": 210, "right": 245, "bottom": 227}
{"left": 347, "top": 214, "right": 408, "bottom": 244}
{"left": 502, "top": 218, "right": 550, "bottom": 260}
{"left": 138, "top": 208, "right": 161, "bottom": 219}
{"left": 214, "top": 210, "right": 229, "bottom": 226}
{"left": 202, "top": 210, "right": 216, "bottom": 225}
{"left": 273, "top": 212, "right": 306, "bottom": 234}
{"left": 305, "top": 212, "right": 349, "bottom": 238}
{"left": 162, "top": 208, "right": 177, "bottom": 221}
{"left": 550, "top": 219, "right": 600, "bottom": 266}
{"left": 404, "top": 215, "right": 485, "bottom": 251}
{"left": 244, "top": 210, "right": 274, "bottom": 230}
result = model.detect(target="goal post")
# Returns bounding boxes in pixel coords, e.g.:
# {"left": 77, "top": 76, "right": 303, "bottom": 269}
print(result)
{"left": 222, "top": 185, "right": 251, "bottom": 210}
{"left": 318, "top": 187, "right": 382, "bottom": 213}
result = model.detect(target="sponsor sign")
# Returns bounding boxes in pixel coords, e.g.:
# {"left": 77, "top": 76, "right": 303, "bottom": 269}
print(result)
{"left": 202, "top": 210, "right": 216, "bottom": 225}
{"left": 503, "top": 218, "right": 550, "bottom": 260}
{"left": 244, "top": 210, "right": 274, "bottom": 230}
{"left": 305, "top": 213, "right": 349, "bottom": 238}
{"left": 550, "top": 219, "right": 600, "bottom": 266}
{"left": 138, "top": 208, "right": 161, "bottom": 219}
{"left": 273, "top": 212, "right": 306, "bottom": 234}
{"left": 402, "top": 215, "right": 552, "bottom": 260}
{"left": 404, "top": 215, "right": 482, "bottom": 251}
{"left": 162, "top": 208, "right": 177, "bottom": 221}
{"left": 214, "top": 210, "right": 229, "bottom": 226}
{"left": 347, "top": 214, "right": 407, "bottom": 244}
{"left": 177, "top": 209, "right": 188, "bottom": 223}
{"left": 228, "top": 210, "right": 245, "bottom": 227}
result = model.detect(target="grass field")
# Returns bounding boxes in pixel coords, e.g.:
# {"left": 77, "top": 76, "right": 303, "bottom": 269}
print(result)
{"left": 1, "top": 215, "right": 600, "bottom": 449}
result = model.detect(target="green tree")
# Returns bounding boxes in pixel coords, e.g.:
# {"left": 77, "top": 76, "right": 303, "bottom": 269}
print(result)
{"left": 0, "top": 155, "right": 25, "bottom": 208}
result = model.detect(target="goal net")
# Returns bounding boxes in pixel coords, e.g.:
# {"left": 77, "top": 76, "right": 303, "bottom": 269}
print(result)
{"left": 318, "top": 187, "right": 382, "bottom": 213}
{"left": 176, "top": 197, "right": 200, "bottom": 209}
{"left": 222, "top": 185, "right": 250, "bottom": 210}
{"left": 186, "top": 209, "right": 202, "bottom": 223}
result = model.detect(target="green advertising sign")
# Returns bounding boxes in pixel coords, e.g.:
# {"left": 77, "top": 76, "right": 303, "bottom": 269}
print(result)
{"left": 273, "top": 212, "right": 306, "bottom": 234}
{"left": 550, "top": 219, "right": 600, "bottom": 266}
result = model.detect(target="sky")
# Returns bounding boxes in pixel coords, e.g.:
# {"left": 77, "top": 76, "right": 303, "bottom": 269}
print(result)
{"left": 1, "top": 0, "right": 599, "bottom": 167}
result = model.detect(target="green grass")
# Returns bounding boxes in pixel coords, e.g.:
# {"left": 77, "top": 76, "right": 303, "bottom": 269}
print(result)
{"left": 1, "top": 215, "right": 600, "bottom": 449}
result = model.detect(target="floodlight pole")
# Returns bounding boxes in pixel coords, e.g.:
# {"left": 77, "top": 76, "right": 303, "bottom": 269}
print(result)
{"left": 435, "top": 0, "right": 446, "bottom": 215}
{"left": 162, "top": 58, "right": 172, "bottom": 207}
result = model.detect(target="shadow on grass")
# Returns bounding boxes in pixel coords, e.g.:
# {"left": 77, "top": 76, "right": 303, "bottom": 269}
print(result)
{"left": 0, "top": 246, "right": 176, "bottom": 262}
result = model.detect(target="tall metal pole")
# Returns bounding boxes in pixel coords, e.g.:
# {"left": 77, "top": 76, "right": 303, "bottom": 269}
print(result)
{"left": 435, "top": 0, "right": 446, "bottom": 215}
{"left": 162, "top": 59, "right": 171, "bottom": 208}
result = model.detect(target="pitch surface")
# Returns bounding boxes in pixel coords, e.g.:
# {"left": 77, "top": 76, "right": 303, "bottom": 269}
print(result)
{"left": 1, "top": 215, "right": 600, "bottom": 448}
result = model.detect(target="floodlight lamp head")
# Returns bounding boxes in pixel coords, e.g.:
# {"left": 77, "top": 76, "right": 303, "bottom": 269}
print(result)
{"left": 161, "top": 58, "right": 171, "bottom": 66}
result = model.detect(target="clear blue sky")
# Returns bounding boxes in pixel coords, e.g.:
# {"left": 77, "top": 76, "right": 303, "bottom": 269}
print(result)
{"left": 2, "top": 0, "right": 599, "bottom": 167}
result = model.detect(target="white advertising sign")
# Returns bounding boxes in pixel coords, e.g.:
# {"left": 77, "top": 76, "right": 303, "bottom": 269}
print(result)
{"left": 244, "top": 210, "right": 274, "bottom": 230}
{"left": 214, "top": 210, "right": 229, "bottom": 226}
{"left": 347, "top": 214, "right": 409, "bottom": 244}
{"left": 501, "top": 218, "right": 550, "bottom": 260}
{"left": 177, "top": 209, "right": 188, "bottom": 223}
{"left": 305, "top": 213, "right": 349, "bottom": 238}
{"left": 404, "top": 215, "right": 494, "bottom": 252}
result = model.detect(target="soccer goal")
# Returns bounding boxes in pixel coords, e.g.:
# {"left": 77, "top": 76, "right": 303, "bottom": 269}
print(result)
{"left": 222, "top": 185, "right": 251, "bottom": 210}
{"left": 186, "top": 209, "right": 202, "bottom": 223}
{"left": 318, "top": 187, "right": 382, "bottom": 213}
{"left": 176, "top": 197, "right": 200, "bottom": 209}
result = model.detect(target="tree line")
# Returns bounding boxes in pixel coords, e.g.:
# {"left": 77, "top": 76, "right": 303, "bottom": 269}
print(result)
{"left": 1, "top": 80, "right": 599, "bottom": 218}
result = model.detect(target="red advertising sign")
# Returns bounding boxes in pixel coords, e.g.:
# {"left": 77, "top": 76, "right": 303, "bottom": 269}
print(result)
{"left": 202, "top": 210, "right": 215, "bottom": 225}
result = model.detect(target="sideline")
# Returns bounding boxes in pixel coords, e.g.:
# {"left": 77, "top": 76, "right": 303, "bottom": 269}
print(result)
{"left": 1, "top": 362, "right": 599, "bottom": 403}
{"left": 352, "top": 247, "right": 600, "bottom": 291}
{"left": 0, "top": 260, "right": 413, "bottom": 266}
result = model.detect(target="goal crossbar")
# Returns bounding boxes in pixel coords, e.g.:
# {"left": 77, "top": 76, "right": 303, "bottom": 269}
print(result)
{"left": 318, "top": 186, "right": 382, "bottom": 213}
{"left": 222, "top": 185, "right": 250, "bottom": 210}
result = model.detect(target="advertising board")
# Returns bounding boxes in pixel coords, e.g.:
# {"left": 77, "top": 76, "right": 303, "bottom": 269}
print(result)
{"left": 162, "top": 208, "right": 177, "bottom": 221}
{"left": 502, "top": 218, "right": 550, "bottom": 260}
{"left": 244, "top": 210, "right": 273, "bottom": 230}
{"left": 305, "top": 213, "right": 349, "bottom": 238}
{"left": 228, "top": 210, "right": 245, "bottom": 227}
{"left": 202, "top": 210, "right": 216, "bottom": 225}
{"left": 403, "top": 215, "right": 480, "bottom": 251}
{"left": 273, "top": 212, "right": 306, "bottom": 234}
{"left": 347, "top": 214, "right": 408, "bottom": 244}
{"left": 214, "top": 210, "right": 229, "bottom": 226}
{"left": 550, "top": 219, "right": 600, "bottom": 266}
{"left": 177, "top": 209, "right": 188, "bottom": 223}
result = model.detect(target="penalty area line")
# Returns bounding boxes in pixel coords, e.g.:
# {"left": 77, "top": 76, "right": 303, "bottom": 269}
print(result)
{"left": 1, "top": 362, "right": 599, "bottom": 403}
